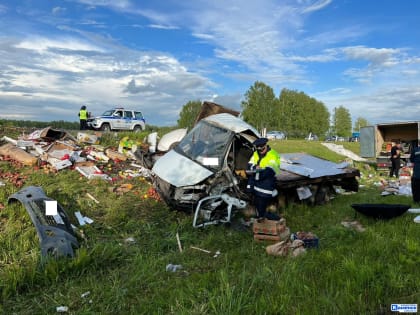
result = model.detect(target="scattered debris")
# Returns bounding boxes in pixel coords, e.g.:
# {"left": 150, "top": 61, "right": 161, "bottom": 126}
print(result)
{"left": 0, "top": 127, "right": 147, "bottom": 186}
{"left": 77, "top": 132, "right": 100, "bottom": 144}
{"left": 110, "top": 183, "right": 134, "bottom": 194}
{"left": 290, "top": 231, "right": 319, "bottom": 248}
{"left": 190, "top": 246, "right": 211, "bottom": 254}
{"left": 166, "top": 264, "right": 183, "bottom": 272}
{"left": 321, "top": 142, "right": 367, "bottom": 162}
{"left": 176, "top": 232, "right": 183, "bottom": 253}
{"left": 189, "top": 246, "right": 221, "bottom": 258}
{"left": 341, "top": 220, "right": 366, "bottom": 232}
{"left": 74, "top": 211, "right": 94, "bottom": 226}
{"left": 86, "top": 193, "right": 100, "bottom": 204}
{"left": 76, "top": 164, "right": 110, "bottom": 181}
{"left": 56, "top": 306, "right": 69, "bottom": 313}
{"left": 266, "top": 239, "right": 306, "bottom": 257}
{"left": 124, "top": 237, "right": 136, "bottom": 244}
{"left": 0, "top": 170, "right": 28, "bottom": 187}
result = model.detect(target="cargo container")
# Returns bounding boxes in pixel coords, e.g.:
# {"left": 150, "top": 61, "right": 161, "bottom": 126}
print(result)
{"left": 360, "top": 122, "right": 420, "bottom": 174}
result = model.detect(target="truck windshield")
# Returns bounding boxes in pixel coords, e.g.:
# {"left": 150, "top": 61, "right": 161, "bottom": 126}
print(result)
{"left": 176, "top": 120, "right": 232, "bottom": 170}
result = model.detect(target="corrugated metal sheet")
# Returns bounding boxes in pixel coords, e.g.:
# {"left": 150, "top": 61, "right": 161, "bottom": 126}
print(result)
{"left": 281, "top": 153, "right": 351, "bottom": 178}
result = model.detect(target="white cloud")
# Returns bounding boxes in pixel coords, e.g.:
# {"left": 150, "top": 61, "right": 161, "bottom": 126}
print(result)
{"left": 148, "top": 24, "right": 179, "bottom": 30}
{"left": 341, "top": 46, "right": 401, "bottom": 67}
{"left": 15, "top": 37, "right": 104, "bottom": 53}
{"left": 52, "top": 7, "right": 66, "bottom": 16}
{"left": 75, "top": 0, "right": 132, "bottom": 11}
{"left": 0, "top": 33, "right": 214, "bottom": 125}
{"left": 300, "top": 0, "right": 333, "bottom": 13}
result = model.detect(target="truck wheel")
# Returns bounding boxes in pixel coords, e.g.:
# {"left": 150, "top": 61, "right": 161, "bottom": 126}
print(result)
{"left": 101, "top": 123, "right": 111, "bottom": 132}
{"left": 133, "top": 125, "right": 142, "bottom": 133}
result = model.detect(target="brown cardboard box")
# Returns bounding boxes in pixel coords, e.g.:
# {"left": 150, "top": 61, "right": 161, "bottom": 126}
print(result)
{"left": 252, "top": 218, "right": 286, "bottom": 236}
{"left": 0, "top": 143, "right": 38, "bottom": 166}
{"left": 105, "top": 149, "right": 127, "bottom": 161}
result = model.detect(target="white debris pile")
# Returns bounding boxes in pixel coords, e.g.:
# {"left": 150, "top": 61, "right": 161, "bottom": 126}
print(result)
{"left": 321, "top": 143, "right": 367, "bottom": 162}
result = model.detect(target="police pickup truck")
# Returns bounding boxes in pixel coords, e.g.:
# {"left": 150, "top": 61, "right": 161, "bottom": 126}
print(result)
{"left": 88, "top": 108, "right": 146, "bottom": 132}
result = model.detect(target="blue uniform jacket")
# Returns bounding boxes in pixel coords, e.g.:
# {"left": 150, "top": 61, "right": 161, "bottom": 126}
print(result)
{"left": 247, "top": 147, "right": 280, "bottom": 198}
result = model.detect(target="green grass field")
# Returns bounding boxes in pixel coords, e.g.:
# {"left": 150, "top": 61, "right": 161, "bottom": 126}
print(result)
{"left": 0, "top": 133, "right": 419, "bottom": 315}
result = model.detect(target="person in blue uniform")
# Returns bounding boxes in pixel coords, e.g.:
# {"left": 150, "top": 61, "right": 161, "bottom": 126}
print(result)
{"left": 247, "top": 137, "right": 281, "bottom": 220}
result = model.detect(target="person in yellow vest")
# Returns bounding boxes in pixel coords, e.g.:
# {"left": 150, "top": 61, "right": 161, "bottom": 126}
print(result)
{"left": 246, "top": 137, "right": 281, "bottom": 220}
{"left": 78, "top": 105, "right": 88, "bottom": 130}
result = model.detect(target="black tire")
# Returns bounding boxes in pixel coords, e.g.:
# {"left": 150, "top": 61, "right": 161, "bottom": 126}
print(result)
{"left": 133, "top": 125, "right": 142, "bottom": 133}
{"left": 101, "top": 123, "right": 111, "bottom": 132}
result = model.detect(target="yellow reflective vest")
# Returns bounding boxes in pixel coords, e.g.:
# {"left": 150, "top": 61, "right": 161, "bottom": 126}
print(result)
{"left": 247, "top": 148, "right": 280, "bottom": 197}
{"left": 79, "top": 109, "right": 88, "bottom": 120}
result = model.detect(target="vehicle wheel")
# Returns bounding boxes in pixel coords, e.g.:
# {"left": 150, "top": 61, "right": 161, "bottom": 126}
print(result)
{"left": 133, "top": 125, "right": 142, "bottom": 133}
{"left": 101, "top": 123, "right": 111, "bottom": 132}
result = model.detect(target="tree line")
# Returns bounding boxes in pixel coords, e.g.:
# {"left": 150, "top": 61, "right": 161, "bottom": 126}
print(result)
{"left": 178, "top": 81, "right": 370, "bottom": 139}
{"left": 1, "top": 80, "right": 369, "bottom": 138}
{"left": 0, "top": 119, "right": 80, "bottom": 130}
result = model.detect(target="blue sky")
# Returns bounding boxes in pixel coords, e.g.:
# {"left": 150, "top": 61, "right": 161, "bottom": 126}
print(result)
{"left": 1, "top": 0, "right": 420, "bottom": 127}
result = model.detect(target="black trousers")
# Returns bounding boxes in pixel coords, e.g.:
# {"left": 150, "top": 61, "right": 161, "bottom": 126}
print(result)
{"left": 389, "top": 158, "right": 400, "bottom": 177}
{"left": 254, "top": 195, "right": 279, "bottom": 220}
{"left": 411, "top": 177, "right": 420, "bottom": 202}
{"left": 80, "top": 119, "right": 87, "bottom": 130}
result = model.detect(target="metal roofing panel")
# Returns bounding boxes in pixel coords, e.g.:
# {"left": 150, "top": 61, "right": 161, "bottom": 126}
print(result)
{"left": 281, "top": 153, "right": 350, "bottom": 178}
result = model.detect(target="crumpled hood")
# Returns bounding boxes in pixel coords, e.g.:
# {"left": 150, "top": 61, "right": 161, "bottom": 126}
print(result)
{"left": 152, "top": 150, "right": 213, "bottom": 187}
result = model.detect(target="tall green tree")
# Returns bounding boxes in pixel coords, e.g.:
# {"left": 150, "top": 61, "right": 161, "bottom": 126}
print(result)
{"left": 177, "top": 100, "right": 202, "bottom": 130}
{"left": 241, "top": 81, "right": 278, "bottom": 131}
{"left": 353, "top": 117, "right": 370, "bottom": 131}
{"left": 332, "top": 106, "right": 352, "bottom": 137}
{"left": 278, "top": 88, "right": 329, "bottom": 138}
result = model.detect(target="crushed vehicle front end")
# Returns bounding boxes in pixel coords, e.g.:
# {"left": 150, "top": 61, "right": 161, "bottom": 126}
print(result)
{"left": 152, "top": 113, "right": 259, "bottom": 213}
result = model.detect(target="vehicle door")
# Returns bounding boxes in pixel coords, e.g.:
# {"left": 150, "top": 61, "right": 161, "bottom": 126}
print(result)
{"left": 121, "top": 110, "right": 133, "bottom": 130}
{"left": 112, "top": 110, "right": 124, "bottom": 128}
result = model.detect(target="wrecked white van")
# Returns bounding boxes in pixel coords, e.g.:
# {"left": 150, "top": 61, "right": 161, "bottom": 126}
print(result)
{"left": 152, "top": 113, "right": 360, "bottom": 227}
{"left": 152, "top": 113, "right": 259, "bottom": 213}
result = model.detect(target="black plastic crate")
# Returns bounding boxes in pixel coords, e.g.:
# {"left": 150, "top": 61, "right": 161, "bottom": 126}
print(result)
{"left": 291, "top": 233, "right": 319, "bottom": 249}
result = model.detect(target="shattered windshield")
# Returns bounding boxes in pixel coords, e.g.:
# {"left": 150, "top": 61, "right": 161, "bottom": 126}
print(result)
{"left": 176, "top": 120, "right": 233, "bottom": 170}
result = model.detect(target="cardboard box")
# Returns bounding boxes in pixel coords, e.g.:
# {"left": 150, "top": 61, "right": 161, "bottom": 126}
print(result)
{"left": 252, "top": 218, "right": 286, "bottom": 236}
{"left": 0, "top": 143, "right": 38, "bottom": 166}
